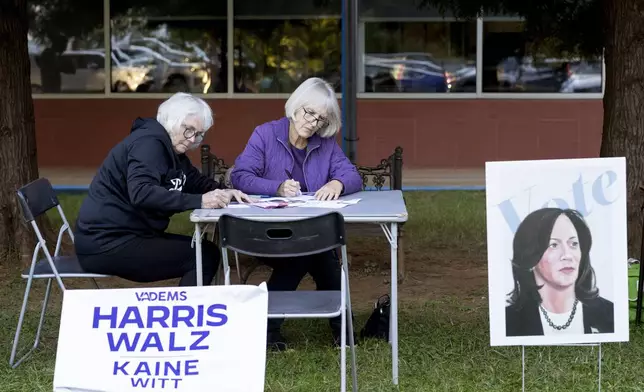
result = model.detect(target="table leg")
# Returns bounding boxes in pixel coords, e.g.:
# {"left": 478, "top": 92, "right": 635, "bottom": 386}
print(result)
{"left": 195, "top": 223, "right": 203, "bottom": 286}
{"left": 380, "top": 222, "right": 399, "bottom": 385}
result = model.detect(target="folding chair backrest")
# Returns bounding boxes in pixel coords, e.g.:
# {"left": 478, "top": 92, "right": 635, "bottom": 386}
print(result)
{"left": 16, "top": 178, "right": 60, "bottom": 222}
{"left": 218, "top": 212, "right": 346, "bottom": 258}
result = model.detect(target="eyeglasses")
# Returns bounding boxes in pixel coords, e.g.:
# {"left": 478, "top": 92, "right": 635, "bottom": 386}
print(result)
{"left": 183, "top": 125, "right": 206, "bottom": 142}
{"left": 302, "top": 108, "right": 329, "bottom": 129}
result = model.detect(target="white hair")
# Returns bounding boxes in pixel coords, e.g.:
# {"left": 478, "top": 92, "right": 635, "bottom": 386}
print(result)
{"left": 284, "top": 77, "right": 341, "bottom": 138}
{"left": 156, "top": 92, "right": 213, "bottom": 134}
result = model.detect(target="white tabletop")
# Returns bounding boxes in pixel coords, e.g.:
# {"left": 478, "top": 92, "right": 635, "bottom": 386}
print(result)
{"left": 190, "top": 190, "right": 408, "bottom": 223}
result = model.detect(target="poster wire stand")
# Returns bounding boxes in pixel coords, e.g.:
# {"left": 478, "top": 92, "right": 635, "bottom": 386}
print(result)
{"left": 521, "top": 343, "right": 602, "bottom": 392}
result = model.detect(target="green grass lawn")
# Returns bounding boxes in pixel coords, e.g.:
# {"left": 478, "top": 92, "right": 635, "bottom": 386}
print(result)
{"left": 1, "top": 191, "right": 644, "bottom": 391}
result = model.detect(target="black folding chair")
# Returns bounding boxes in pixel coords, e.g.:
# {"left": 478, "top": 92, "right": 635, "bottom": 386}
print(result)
{"left": 218, "top": 212, "right": 358, "bottom": 392}
{"left": 10, "top": 178, "right": 110, "bottom": 368}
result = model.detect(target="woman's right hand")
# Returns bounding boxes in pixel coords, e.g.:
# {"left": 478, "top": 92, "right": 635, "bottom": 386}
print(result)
{"left": 201, "top": 189, "right": 230, "bottom": 209}
{"left": 277, "top": 179, "right": 300, "bottom": 197}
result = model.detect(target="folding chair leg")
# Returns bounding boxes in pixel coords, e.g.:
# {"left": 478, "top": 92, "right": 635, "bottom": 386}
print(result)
{"left": 216, "top": 249, "right": 231, "bottom": 286}
{"left": 33, "top": 279, "right": 53, "bottom": 352}
{"left": 223, "top": 250, "right": 231, "bottom": 285}
{"left": 346, "top": 287, "right": 358, "bottom": 391}
{"left": 345, "top": 265, "right": 358, "bottom": 392}
{"left": 10, "top": 278, "right": 53, "bottom": 368}
{"left": 340, "top": 246, "right": 358, "bottom": 391}
{"left": 341, "top": 294, "right": 347, "bottom": 392}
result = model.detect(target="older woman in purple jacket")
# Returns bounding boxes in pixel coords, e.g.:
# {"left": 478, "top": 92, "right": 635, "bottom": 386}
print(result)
{"left": 231, "top": 77, "right": 362, "bottom": 350}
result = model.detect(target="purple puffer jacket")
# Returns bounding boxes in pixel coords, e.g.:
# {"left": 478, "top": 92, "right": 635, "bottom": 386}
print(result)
{"left": 231, "top": 117, "right": 363, "bottom": 196}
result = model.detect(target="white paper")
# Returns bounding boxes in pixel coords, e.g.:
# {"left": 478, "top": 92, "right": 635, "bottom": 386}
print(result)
{"left": 303, "top": 201, "right": 349, "bottom": 209}
{"left": 260, "top": 195, "right": 316, "bottom": 202}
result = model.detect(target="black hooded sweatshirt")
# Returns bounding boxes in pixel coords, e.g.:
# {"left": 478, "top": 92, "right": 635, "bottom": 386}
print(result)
{"left": 74, "top": 117, "right": 222, "bottom": 255}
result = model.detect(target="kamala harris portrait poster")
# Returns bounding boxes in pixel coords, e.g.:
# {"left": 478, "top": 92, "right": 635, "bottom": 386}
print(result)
{"left": 485, "top": 157, "right": 629, "bottom": 346}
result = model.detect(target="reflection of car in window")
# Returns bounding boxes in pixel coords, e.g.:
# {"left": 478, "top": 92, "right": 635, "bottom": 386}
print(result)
{"left": 131, "top": 37, "right": 212, "bottom": 65}
{"left": 560, "top": 74, "right": 602, "bottom": 93}
{"left": 493, "top": 56, "right": 601, "bottom": 93}
{"left": 364, "top": 53, "right": 449, "bottom": 93}
{"left": 445, "top": 66, "right": 476, "bottom": 92}
{"left": 30, "top": 49, "right": 156, "bottom": 93}
{"left": 560, "top": 60, "right": 602, "bottom": 93}
{"left": 113, "top": 42, "right": 212, "bottom": 93}
{"left": 364, "top": 64, "right": 398, "bottom": 93}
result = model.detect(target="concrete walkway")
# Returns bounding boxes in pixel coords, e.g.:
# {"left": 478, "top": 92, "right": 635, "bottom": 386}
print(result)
{"left": 41, "top": 167, "right": 485, "bottom": 188}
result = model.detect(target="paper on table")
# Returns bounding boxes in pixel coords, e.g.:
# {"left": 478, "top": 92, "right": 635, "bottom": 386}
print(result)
{"left": 251, "top": 201, "right": 288, "bottom": 209}
{"left": 247, "top": 196, "right": 362, "bottom": 209}
{"left": 260, "top": 195, "right": 316, "bottom": 202}
{"left": 301, "top": 198, "right": 362, "bottom": 209}
{"left": 303, "top": 201, "right": 348, "bottom": 209}
{"left": 248, "top": 195, "right": 315, "bottom": 209}
{"left": 227, "top": 204, "right": 251, "bottom": 209}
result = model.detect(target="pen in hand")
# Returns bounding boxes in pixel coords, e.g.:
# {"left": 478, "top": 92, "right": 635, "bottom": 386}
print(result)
{"left": 284, "top": 169, "right": 302, "bottom": 196}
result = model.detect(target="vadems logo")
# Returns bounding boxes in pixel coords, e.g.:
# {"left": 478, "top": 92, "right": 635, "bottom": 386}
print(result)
{"left": 135, "top": 290, "right": 187, "bottom": 302}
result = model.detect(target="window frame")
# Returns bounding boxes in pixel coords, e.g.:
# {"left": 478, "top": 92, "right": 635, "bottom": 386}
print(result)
{"left": 31, "top": 0, "right": 605, "bottom": 100}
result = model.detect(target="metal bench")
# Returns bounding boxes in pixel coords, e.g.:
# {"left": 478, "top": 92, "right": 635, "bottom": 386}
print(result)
{"left": 200, "top": 144, "right": 233, "bottom": 188}
{"left": 354, "top": 146, "right": 405, "bottom": 281}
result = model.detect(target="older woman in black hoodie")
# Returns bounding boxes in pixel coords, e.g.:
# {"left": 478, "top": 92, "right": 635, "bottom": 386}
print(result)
{"left": 74, "top": 93, "right": 251, "bottom": 286}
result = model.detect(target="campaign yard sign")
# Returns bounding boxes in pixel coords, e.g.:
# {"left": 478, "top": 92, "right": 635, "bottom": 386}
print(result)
{"left": 486, "top": 158, "right": 628, "bottom": 346}
{"left": 53, "top": 283, "right": 269, "bottom": 392}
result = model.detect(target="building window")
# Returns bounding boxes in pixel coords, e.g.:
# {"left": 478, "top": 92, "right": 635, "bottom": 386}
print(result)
{"left": 110, "top": 4, "right": 227, "bottom": 94}
{"left": 362, "top": 21, "right": 477, "bottom": 93}
{"left": 28, "top": 3, "right": 105, "bottom": 94}
{"left": 27, "top": 0, "right": 604, "bottom": 99}
{"left": 482, "top": 21, "right": 603, "bottom": 93}
{"left": 233, "top": 0, "right": 342, "bottom": 94}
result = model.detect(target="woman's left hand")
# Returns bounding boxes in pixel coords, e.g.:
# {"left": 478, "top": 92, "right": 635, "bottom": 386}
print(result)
{"left": 315, "top": 180, "right": 343, "bottom": 200}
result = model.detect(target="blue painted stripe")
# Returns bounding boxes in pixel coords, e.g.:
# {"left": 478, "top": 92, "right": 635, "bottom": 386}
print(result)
{"left": 53, "top": 185, "right": 89, "bottom": 193}
{"left": 53, "top": 185, "right": 485, "bottom": 193}
{"left": 364, "top": 185, "right": 485, "bottom": 191}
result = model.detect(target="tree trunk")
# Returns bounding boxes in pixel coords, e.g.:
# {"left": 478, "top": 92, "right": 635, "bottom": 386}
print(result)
{"left": 600, "top": 0, "right": 644, "bottom": 257}
{"left": 0, "top": 0, "right": 42, "bottom": 260}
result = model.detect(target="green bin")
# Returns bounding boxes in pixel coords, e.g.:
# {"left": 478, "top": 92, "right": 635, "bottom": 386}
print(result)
{"left": 629, "top": 259, "right": 641, "bottom": 321}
